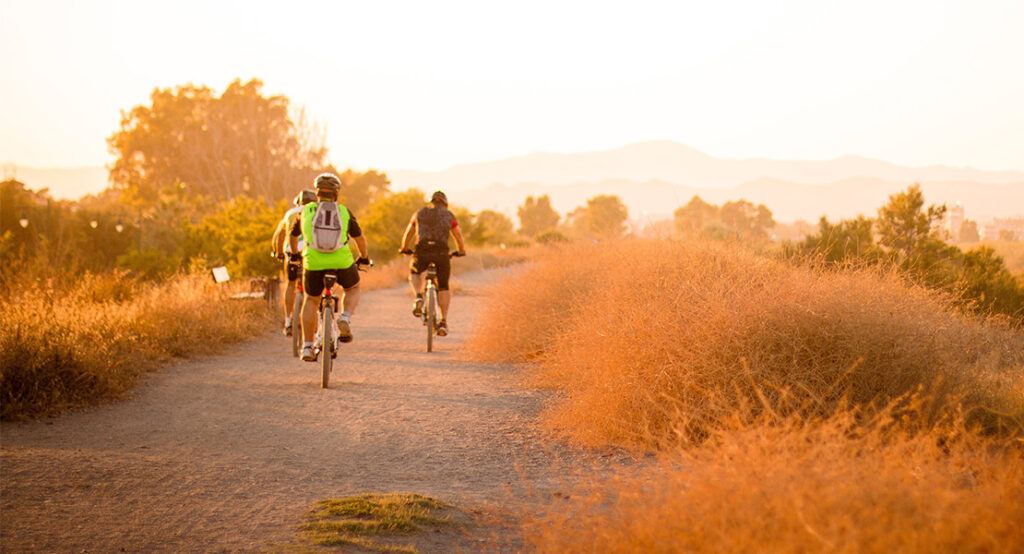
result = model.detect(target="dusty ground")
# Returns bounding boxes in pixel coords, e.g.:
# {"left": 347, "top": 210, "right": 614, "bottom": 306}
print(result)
{"left": 1, "top": 269, "right": 621, "bottom": 553}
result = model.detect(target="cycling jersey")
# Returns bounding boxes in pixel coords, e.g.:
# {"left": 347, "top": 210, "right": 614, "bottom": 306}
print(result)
{"left": 290, "top": 202, "right": 362, "bottom": 271}
{"left": 280, "top": 206, "right": 305, "bottom": 254}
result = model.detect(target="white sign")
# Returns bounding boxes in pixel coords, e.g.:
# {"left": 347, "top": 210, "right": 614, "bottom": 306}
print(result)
{"left": 210, "top": 266, "right": 230, "bottom": 283}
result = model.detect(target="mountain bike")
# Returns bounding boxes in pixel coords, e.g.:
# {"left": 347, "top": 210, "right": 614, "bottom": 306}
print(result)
{"left": 402, "top": 251, "right": 464, "bottom": 353}
{"left": 312, "top": 274, "right": 340, "bottom": 388}
{"left": 309, "top": 260, "right": 372, "bottom": 388}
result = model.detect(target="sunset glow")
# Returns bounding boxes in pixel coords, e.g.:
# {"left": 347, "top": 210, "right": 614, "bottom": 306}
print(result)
{"left": 2, "top": 0, "right": 1023, "bottom": 172}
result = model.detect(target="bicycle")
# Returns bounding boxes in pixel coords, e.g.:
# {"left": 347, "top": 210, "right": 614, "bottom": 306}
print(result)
{"left": 401, "top": 250, "right": 464, "bottom": 352}
{"left": 308, "top": 259, "right": 372, "bottom": 388}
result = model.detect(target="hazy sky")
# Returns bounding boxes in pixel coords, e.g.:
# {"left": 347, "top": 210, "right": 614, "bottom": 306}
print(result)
{"left": 2, "top": 0, "right": 1022, "bottom": 172}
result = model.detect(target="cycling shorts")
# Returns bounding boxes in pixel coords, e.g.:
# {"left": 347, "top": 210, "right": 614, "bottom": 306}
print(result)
{"left": 410, "top": 253, "right": 451, "bottom": 291}
{"left": 283, "top": 258, "right": 301, "bottom": 282}
{"left": 304, "top": 265, "right": 360, "bottom": 297}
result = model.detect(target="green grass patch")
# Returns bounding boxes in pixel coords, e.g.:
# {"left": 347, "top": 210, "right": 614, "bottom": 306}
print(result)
{"left": 298, "top": 493, "right": 458, "bottom": 553}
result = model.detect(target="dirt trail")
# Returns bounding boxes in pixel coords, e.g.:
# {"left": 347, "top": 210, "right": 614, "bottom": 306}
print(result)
{"left": 1, "top": 269, "right": 610, "bottom": 552}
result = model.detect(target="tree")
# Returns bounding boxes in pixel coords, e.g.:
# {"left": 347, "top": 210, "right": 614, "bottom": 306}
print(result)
{"left": 108, "top": 78, "right": 326, "bottom": 205}
{"left": 182, "top": 196, "right": 283, "bottom": 278}
{"left": 336, "top": 169, "right": 391, "bottom": 213}
{"left": 876, "top": 184, "right": 946, "bottom": 262}
{"left": 794, "top": 216, "right": 885, "bottom": 263}
{"left": 581, "top": 195, "right": 628, "bottom": 239}
{"left": 517, "top": 195, "right": 560, "bottom": 237}
{"left": 467, "top": 210, "right": 515, "bottom": 246}
{"left": 958, "top": 219, "right": 980, "bottom": 243}
{"left": 719, "top": 200, "right": 775, "bottom": 239}
{"left": 673, "top": 196, "right": 718, "bottom": 237}
{"left": 360, "top": 189, "right": 426, "bottom": 262}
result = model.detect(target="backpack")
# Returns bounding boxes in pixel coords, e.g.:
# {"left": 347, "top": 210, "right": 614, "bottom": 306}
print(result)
{"left": 309, "top": 202, "right": 346, "bottom": 253}
{"left": 415, "top": 206, "right": 452, "bottom": 252}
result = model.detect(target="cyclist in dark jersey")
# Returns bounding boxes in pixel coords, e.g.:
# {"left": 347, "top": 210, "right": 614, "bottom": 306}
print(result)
{"left": 399, "top": 190, "right": 466, "bottom": 336}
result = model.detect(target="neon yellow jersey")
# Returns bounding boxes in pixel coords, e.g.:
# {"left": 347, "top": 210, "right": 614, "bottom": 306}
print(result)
{"left": 300, "top": 201, "right": 355, "bottom": 271}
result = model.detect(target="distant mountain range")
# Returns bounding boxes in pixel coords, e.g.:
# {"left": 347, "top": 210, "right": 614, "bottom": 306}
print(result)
{"left": 7, "top": 140, "right": 1023, "bottom": 223}
{"left": 448, "top": 177, "right": 1024, "bottom": 224}
{"left": 387, "top": 141, "right": 1024, "bottom": 222}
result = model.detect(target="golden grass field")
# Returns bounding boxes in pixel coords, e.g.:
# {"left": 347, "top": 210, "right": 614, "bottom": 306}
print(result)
{"left": 466, "top": 239, "right": 1024, "bottom": 552}
{"left": 0, "top": 269, "right": 271, "bottom": 420}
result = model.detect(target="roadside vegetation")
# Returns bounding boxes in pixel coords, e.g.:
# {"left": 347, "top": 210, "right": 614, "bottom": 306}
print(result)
{"left": 0, "top": 262, "right": 271, "bottom": 420}
{"left": 294, "top": 493, "right": 464, "bottom": 553}
{"left": 467, "top": 239, "right": 1024, "bottom": 552}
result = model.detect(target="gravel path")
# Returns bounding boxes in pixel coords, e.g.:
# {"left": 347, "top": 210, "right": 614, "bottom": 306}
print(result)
{"left": 1, "top": 269, "right": 607, "bottom": 552}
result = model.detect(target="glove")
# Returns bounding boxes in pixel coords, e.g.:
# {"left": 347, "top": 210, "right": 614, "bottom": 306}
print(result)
{"left": 288, "top": 253, "right": 301, "bottom": 263}
{"left": 356, "top": 257, "right": 372, "bottom": 266}
{"left": 272, "top": 251, "right": 284, "bottom": 260}
{"left": 453, "top": 250, "right": 466, "bottom": 257}
{"left": 398, "top": 248, "right": 414, "bottom": 255}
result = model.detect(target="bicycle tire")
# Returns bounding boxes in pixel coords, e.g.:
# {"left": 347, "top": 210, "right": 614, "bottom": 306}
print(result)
{"left": 291, "top": 293, "right": 302, "bottom": 357}
{"left": 426, "top": 286, "right": 436, "bottom": 353}
{"left": 321, "top": 303, "right": 332, "bottom": 388}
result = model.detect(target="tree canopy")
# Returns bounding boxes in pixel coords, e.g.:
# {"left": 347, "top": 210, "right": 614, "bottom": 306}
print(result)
{"left": 790, "top": 184, "right": 1024, "bottom": 322}
{"left": 108, "top": 78, "right": 326, "bottom": 205}
{"left": 517, "top": 195, "right": 560, "bottom": 237}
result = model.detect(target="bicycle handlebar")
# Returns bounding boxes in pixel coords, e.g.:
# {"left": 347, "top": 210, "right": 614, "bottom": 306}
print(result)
{"left": 399, "top": 249, "right": 466, "bottom": 257}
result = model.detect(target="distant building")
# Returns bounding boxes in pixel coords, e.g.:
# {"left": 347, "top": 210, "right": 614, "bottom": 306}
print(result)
{"left": 945, "top": 202, "right": 965, "bottom": 238}
{"left": 979, "top": 217, "right": 1024, "bottom": 241}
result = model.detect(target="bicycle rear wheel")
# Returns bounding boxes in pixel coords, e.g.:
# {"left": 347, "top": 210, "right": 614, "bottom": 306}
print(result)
{"left": 291, "top": 294, "right": 302, "bottom": 357}
{"left": 426, "top": 286, "right": 436, "bottom": 353}
{"left": 321, "top": 303, "right": 333, "bottom": 388}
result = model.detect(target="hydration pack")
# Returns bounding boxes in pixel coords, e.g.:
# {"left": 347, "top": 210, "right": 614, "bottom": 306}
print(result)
{"left": 310, "top": 202, "right": 346, "bottom": 253}
{"left": 416, "top": 206, "right": 451, "bottom": 252}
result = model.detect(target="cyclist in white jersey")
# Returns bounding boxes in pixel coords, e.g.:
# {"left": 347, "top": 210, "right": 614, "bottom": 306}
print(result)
{"left": 272, "top": 189, "right": 317, "bottom": 335}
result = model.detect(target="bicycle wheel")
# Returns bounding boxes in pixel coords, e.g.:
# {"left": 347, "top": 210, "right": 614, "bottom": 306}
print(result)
{"left": 291, "top": 294, "right": 302, "bottom": 357}
{"left": 321, "top": 303, "right": 333, "bottom": 388}
{"left": 426, "top": 286, "right": 436, "bottom": 353}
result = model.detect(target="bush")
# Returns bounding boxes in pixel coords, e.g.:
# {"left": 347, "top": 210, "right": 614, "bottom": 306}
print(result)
{"left": 467, "top": 240, "right": 1024, "bottom": 448}
{"left": 524, "top": 408, "right": 1024, "bottom": 553}
{"left": 534, "top": 229, "right": 568, "bottom": 244}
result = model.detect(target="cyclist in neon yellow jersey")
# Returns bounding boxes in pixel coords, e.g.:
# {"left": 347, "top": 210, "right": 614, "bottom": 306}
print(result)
{"left": 272, "top": 188, "right": 317, "bottom": 336}
{"left": 288, "top": 173, "right": 371, "bottom": 361}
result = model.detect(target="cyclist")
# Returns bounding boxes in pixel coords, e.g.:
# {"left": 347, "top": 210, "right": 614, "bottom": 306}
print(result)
{"left": 399, "top": 190, "right": 466, "bottom": 336}
{"left": 272, "top": 189, "right": 317, "bottom": 336}
{"left": 288, "top": 173, "right": 371, "bottom": 361}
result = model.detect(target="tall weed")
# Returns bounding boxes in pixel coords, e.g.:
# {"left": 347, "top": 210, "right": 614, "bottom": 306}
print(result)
{"left": 467, "top": 240, "right": 1024, "bottom": 448}
{"left": 0, "top": 270, "right": 270, "bottom": 420}
{"left": 523, "top": 407, "right": 1024, "bottom": 553}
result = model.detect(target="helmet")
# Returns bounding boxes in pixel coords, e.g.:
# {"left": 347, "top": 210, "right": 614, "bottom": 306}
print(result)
{"left": 430, "top": 190, "right": 448, "bottom": 206}
{"left": 293, "top": 189, "right": 317, "bottom": 206}
{"left": 314, "top": 173, "right": 341, "bottom": 196}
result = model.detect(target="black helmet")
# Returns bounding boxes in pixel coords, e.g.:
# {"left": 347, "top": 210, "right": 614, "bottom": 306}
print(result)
{"left": 314, "top": 173, "right": 341, "bottom": 196}
{"left": 430, "top": 190, "right": 448, "bottom": 206}
{"left": 293, "top": 189, "right": 317, "bottom": 206}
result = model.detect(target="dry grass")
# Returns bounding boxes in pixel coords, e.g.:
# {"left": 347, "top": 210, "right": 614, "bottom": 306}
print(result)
{"left": 468, "top": 239, "right": 1024, "bottom": 552}
{"left": 523, "top": 406, "right": 1024, "bottom": 553}
{"left": 467, "top": 239, "right": 1024, "bottom": 447}
{"left": 1, "top": 270, "right": 270, "bottom": 420}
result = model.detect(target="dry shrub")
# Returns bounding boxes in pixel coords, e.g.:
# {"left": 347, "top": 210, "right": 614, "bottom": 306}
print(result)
{"left": 0, "top": 272, "right": 270, "bottom": 420}
{"left": 523, "top": 407, "right": 1024, "bottom": 553}
{"left": 467, "top": 240, "right": 1024, "bottom": 448}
